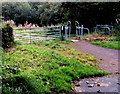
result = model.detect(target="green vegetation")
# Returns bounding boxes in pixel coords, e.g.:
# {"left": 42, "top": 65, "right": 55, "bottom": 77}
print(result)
{"left": 2, "top": 40, "right": 109, "bottom": 93}
{"left": 86, "top": 30, "right": 120, "bottom": 50}
{"left": 91, "top": 41, "right": 119, "bottom": 50}
{"left": 33, "top": 38, "right": 72, "bottom": 45}
{"left": 1, "top": 2, "right": 119, "bottom": 93}
{"left": 33, "top": 39, "right": 98, "bottom": 66}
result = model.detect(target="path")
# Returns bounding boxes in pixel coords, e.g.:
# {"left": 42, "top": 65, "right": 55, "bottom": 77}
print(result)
{"left": 74, "top": 76, "right": 119, "bottom": 93}
{"left": 69, "top": 40, "right": 119, "bottom": 93}
{"left": 69, "top": 40, "right": 119, "bottom": 74}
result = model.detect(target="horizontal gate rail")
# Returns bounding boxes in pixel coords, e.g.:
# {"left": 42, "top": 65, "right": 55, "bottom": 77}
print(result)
{"left": 14, "top": 29, "right": 60, "bottom": 33}
{"left": 13, "top": 26, "right": 61, "bottom": 30}
{"left": 13, "top": 26, "right": 61, "bottom": 43}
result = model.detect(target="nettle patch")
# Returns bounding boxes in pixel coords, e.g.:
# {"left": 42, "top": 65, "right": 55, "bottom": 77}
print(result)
{"left": 2, "top": 41, "right": 109, "bottom": 94}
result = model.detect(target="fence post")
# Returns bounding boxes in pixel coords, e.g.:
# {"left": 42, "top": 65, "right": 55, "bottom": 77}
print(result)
{"left": 76, "top": 27, "right": 78, "bottom": 36}
{"left": 80, "top": 25, "right": 83, "bottom": 40}
{"left": 65, "top": 26, "right": 68, "bottom": 40}
{"left": 61, "top": 26, "right": 64, "bottom": 41}
{"left": 68, "top": 27, "right": 71, "bottom": 37}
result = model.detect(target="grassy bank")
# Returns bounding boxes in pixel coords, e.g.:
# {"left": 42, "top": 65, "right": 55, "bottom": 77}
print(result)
{"left": 91, "top": 41, "right": 120, "bottom": 50}
{"left": 2, "top": 40, "right": 109, "bottom": 93}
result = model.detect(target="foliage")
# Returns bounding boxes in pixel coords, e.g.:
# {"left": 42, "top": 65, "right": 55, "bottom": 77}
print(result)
{"left": 2, "top": 2, "right": 120, "bottom": 27}
{"left": 2, "top": 41, "right": 109, "bottom": 93}
{"left": 2, "top": 2, "right": 33, "bottom": 26}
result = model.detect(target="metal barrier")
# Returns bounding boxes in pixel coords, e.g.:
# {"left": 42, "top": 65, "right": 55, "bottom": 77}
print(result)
{"left": 61, "top": 21, "right": 90, "bottom": 40}
{"left": 65, "top": 26, "right": 71, "bottom": 40}
{"left": 94, "top": 25, "right": 114, "bottom": 35}
{"left": 65, "top": 21, "right": 71, "bottom": 39}
{"left": 13, "top": 26, "right": 61, "bottom": 43}
{"left": 75, "top": 21, "right": 90, "bottom": 40}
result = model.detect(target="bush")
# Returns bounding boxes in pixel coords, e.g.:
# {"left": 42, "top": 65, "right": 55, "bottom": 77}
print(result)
{"left": 1, "top": 23, "right": 14, "bottom": 49}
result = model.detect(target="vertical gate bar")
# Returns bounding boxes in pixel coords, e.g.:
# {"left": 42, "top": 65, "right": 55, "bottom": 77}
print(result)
{"left": 76, "top": 27, "right": 78, "bottom": 36}
{"left": 60, "top": 26, "right": 61, "bottom": 37}
{"left": 69, "top": 27, "right": 71, "bottom": 37}
{"left": 80, "top": 25, "right": 83, "bottom": 40}
{"left": 29, "top": 30, "right": 31, "bottom": 44}
{"left": 65, "top": 26, "right": 68, "bottom": 40}
{"left": 78, "top": 27, "right": 80, "bottom": 35}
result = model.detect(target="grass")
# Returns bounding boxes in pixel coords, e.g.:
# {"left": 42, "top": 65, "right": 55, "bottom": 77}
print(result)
{"left": 33, "top": 39, "right": 98, "bottom": 66}
{"left": 2, "top": 40, "right": 109, "bottom": 93}
{"left": 91, "top": 41, "right": 120, "bottom": 50}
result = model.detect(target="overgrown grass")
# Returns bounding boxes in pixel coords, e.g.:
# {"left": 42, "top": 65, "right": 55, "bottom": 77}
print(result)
{"left": 2, "top": 40, "right": 109, "bottom": 93}
{"left": 91, "top": 41, "right": 120, "bottom": 50}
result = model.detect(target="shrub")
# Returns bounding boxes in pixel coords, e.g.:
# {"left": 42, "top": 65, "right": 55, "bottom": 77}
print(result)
{"left": 1, "top": 23, "right": 14, "bottom": 49}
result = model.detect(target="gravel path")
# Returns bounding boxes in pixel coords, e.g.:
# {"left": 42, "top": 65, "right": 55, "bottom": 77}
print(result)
{"left": 69, "top": 40, "right": 119, "bottom": 74}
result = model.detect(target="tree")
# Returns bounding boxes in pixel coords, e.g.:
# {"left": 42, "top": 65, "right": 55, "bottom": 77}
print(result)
{"left": 37, "top": 2, "right": 62, "bottom": 26}
{"left": 2, "top": 2, "right": 32, "bottom": 26}
{"left": 2, "top": 2, "right": 120, "bottom": 28}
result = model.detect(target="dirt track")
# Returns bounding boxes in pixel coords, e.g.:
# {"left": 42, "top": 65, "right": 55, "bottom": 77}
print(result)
{"left": 69, "top": 40, "right": 119, "bottom": 74}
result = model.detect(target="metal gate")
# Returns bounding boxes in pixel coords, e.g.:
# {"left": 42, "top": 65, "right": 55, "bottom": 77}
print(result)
{"left": 63, "top": 21, "right": 90, "bottom": 40}
{"left": 13, "top": 26, "right": 61, "bottom": 43}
